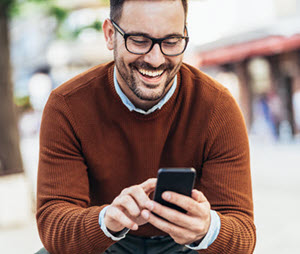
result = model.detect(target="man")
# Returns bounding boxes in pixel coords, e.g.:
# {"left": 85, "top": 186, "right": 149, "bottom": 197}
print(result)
{"left": 36, "top": 0, "right": 256, "bottom": 253}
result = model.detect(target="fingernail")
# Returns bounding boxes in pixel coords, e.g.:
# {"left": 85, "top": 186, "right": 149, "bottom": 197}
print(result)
{"left": 163, "top": 192, "right": 171, "bottom": 201}
{"left": 132, "top": 224, "right": 138, "bottom": 230}
{"left": 146, "top": 201, "right": 154, "bottom": 210}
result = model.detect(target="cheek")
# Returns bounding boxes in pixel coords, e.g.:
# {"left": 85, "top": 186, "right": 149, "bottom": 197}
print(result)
{"left": 166, "top": 56, "right": 183, "bottom": 72}
{"left": 172, "top": 55, "right": 183, "bottom": 66}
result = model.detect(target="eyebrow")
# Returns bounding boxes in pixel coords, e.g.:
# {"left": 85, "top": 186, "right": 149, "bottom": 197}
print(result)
{"left": 127, "top": 31, "right": 184, "bottom": 38}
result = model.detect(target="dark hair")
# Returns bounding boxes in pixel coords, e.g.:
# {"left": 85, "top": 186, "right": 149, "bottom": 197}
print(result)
{"left": 110, "top": 0, "right": 188, "bottom": 23}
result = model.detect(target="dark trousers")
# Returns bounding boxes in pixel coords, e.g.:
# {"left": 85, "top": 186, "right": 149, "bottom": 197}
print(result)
{"left": 35, "top": 234, "right": 198, "bottom": 254}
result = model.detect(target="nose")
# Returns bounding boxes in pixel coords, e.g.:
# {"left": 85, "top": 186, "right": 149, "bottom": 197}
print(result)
{"left": 143, "top": 43, "right": 165, "bottom": 68}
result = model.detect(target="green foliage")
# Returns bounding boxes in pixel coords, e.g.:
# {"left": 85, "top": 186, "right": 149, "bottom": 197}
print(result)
{"left": 101, "top": 0, "right": 110, "bottom": 6}
{"left": 49, "top": 5, "right": 68, "bottom": 24}
{"left": 14, "top": 95, "right": 32, "bottom": 110}
{"left": 0, "top": 0, "right": 15, "bottom": 8}
{"left": 28, "top": 0, "right": 49, "bottom": 3}
{"left": 0, "top": 0, "right": 16, "bottom": 16}
{"left": 91, "top": 20, "right": 102, "bottom": 31}
{"left": 6, "top": 0, "right": 106, "bottom": 39}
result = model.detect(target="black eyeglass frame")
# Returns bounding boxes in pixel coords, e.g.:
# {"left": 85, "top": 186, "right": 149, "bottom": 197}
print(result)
{"left": 110, "top": 19, "right": 189, "bottom": 56}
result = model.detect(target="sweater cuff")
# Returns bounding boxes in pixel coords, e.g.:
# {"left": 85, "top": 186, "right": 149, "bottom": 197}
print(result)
{"left": 84, "top": 205, "right": 115, "bottom": 250}
{"left": 197, "top": 212, "right": 234, "bottom": 253}
{"left": 99, "top": 206, "right": 130, "bottom": 241}
{"left": 185, "top": 210, "right": 220, "bottom": 250}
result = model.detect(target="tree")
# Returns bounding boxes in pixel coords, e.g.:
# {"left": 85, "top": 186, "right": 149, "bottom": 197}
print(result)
{"left": 0, "top": 0, "right": 23, "bottom": 175}
{"left": 0, "top": 0, "right": 108, "bottom": 176}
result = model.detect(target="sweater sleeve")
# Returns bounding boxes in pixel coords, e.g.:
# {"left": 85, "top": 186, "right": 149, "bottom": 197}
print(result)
{"left": 197, "top": 89, "right": 256, "bottom": 254}
{"left": 36, "top": 92, "right": 115, "bottom": 254}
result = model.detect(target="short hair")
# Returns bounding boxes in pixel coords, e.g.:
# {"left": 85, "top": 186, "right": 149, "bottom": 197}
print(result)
{"left": 110, "top": 0, "right": 188, "bottom": 23}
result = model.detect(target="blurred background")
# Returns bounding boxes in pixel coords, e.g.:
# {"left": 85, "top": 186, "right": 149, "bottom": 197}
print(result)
{"left": 0, "top": 0, "right": 299, "bottom": 253}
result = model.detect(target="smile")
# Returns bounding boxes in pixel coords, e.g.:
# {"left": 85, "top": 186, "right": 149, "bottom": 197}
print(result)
{"left": 137, "top": 68, "right": 164, "bottom": 78}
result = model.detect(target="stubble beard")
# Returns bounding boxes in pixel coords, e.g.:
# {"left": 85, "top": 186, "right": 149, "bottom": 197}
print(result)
{"left": 114, "top": 48, "right": 182, "bottom": 102}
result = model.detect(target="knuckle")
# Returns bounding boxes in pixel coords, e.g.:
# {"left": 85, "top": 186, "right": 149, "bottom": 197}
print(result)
{"left": 130, "top": 185, "right": 139, "bottom": 193}
{"left": 131, "top": 209, "right": 140, "bottom": 217}
{"left": 172, "top": 237, "right": 180, "bottom": 244}
{"left": 178, "top": 239, "right": 186, "bottom": 245}
{"left": 147, "top": 178, "right": 156, "bottom": 185}
{"left": 110, "top": 208, "right": 121, "bottom": 221}
{"left": 130, "top": 207, "right": 140, "bottom": 217}
{"left": 113, "top": 195, "right": 125, "bottom": 206}
{"left": 189, "top": 233, "right": 197, "bottom": 242}
{"left": 191, "top": 224, "right": 202, "bottom": 234}
{"left": 185, "top": 201, "right": 194, "bottom": 211}
{"left": 121, "top": 187, "right": 129, "bottom": 195}
{"left": 173, "top": 237, "right": 184, "bottom": 245}
{"left": 122, "top": 194, "right": 132, "bottom": 204}
{"left": 167, "top": 226, "right": 176, "bottom": 235}
{"left": 132, "top": 185, "right": 143, "bottom": 193}
{"left": 197, "top": 224, "right": 206, "bottom": 233}
{"left": 112, "top": 196, "right": 120, "bottom": 205}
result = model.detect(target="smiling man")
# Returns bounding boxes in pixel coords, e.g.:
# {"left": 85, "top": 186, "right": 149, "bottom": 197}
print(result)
{"left": 108, "top": 0, "right": 185, "bottom": 111}
{"left": 36, "top": 1, "right": 256, "bottom": 254}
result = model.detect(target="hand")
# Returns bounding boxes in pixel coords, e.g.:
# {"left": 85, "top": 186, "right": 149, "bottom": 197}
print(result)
{"left": 141, "top": 189, "right": 211, "bottom": 245}
{"left": 104, "top": 178, "right": 157, "bottom": 233}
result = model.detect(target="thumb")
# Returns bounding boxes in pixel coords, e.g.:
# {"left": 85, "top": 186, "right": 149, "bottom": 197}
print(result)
{"left": 192, "top": 189, "right": 208, "bottom": 203}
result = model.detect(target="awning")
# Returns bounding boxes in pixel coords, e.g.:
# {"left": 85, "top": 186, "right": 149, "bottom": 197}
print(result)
{"left": 197, "top": 34, "right": 300, "bottom": 67}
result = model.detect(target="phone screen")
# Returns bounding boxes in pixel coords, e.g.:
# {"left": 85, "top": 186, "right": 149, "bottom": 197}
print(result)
{"left": 153, "top": 168, "right": 196, "bottom": 214}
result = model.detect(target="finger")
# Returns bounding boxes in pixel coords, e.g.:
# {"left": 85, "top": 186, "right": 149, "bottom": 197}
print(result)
{"left": 191, "top": 190, "right": 208, "bottom": 203}
{"left": 121, "top": 185, "right": 152, "bottom": 209}
{"left": 140, "top": 178, "right": 157, "bottom": 194}
{"left": 106, "top": 206, "right": 138, "bottom": 231}
{"left": 162, "top": 191, "right": 204, "bottom": 216}
{"left": 141, "top": 209, "right": 192, "bottom": 242}
{"left": 114, "top": 195, "right": 141, "bottom": 217}
{"left": 142, "top": 207, "right": 208, "bottom": 245}
{"left": 144, "top": 200, "right": 198, "bottom": 230}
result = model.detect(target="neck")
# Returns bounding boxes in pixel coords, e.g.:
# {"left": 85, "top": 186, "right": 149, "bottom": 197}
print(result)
{"left": 116, "top": 71, "right": 175, "bottom": 111}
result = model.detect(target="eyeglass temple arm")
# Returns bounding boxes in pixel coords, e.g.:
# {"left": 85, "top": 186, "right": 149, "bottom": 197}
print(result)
{"left": 184, "top": 26, "right": 189, "bottom": 37}
{"left": 110, "top": 19, "right": 125, "bottom": 36}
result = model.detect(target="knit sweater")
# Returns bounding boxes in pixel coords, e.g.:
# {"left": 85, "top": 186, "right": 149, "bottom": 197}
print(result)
{"left": 36, "top": 61, "right": 256, "bottom": 254}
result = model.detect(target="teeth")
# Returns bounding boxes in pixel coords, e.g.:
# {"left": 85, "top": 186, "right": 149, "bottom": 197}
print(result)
{"left": 138, "top": 68, "right": 164, "bottom": 77}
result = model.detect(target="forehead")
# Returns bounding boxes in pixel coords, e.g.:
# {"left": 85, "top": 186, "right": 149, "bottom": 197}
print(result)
{"left": 119, "top": 0, "right": 185, "bottom": 37}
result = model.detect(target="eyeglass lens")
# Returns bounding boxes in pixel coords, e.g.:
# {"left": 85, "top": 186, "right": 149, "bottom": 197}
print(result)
{"left": 126, "top": 36, "right": 187, "bottom": 56}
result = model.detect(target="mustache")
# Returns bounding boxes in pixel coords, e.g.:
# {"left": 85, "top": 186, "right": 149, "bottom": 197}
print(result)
{"left": 130, "top": 62, "right": 172, "bottom": 72}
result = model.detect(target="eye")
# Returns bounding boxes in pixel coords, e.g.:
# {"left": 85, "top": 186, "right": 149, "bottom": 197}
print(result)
{"left": 133, "top": 40, "right": 148, "bottom": 44}
{"left": 128, "top": 36, "right": 151, "bottom": 45}
{"left": 163, "top": 37, "right": 182, "bottom": 47}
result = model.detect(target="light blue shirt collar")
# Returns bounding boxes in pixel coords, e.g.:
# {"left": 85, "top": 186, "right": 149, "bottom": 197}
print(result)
{"left": 113, "top": 67, "right": 177, "bottom": 115}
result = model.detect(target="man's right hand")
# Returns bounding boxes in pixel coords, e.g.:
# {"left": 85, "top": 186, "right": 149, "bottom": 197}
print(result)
{"left": 104, "top": 178, "right": 157, "bottom": 233}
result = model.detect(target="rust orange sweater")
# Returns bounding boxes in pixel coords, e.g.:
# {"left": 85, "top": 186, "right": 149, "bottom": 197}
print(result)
{"left": 36, "top": 61, "right": 256, "bottom": 253}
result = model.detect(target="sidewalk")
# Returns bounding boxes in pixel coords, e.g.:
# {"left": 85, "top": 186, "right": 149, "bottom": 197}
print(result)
{"left": 0, "top": 214, "right": 42, "bottom": 254}
{"left": 250, "top": 139, "right": 300, "bottom": 254}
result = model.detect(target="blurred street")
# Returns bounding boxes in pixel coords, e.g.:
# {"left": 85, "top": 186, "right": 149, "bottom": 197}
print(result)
{"left": 250, "top": 138, "right": 300, "bottom": 254}
{"left": 0, "top": 135, "right": 299, "bottom": 254}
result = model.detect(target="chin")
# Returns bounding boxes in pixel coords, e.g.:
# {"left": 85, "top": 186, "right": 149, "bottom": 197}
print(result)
{"left": 135, "top": 88, "right": 166, "bottom": 102}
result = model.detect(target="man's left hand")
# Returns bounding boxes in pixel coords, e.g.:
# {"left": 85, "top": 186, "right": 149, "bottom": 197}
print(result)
{"left": 141, "top": 189, "right": 211, "bottom": 245}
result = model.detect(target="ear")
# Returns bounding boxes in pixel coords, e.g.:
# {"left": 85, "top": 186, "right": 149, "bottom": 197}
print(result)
{"left": 103, "top": 19, "right": 115, "bottom": 51}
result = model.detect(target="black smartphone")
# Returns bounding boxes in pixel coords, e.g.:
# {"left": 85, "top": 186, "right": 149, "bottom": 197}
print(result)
{"left": 153, "top": 168, "right": 196, "bottom": 214}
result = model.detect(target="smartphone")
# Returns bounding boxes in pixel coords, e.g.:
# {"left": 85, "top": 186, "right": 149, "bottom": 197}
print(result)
{"left": 153, "top": 168, "right": 196, "bottom": 214}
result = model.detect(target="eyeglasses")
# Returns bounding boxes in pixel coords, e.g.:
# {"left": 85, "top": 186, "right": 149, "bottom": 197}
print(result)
{"left": 111, "top": 19, "right": 189, "bottom": 56}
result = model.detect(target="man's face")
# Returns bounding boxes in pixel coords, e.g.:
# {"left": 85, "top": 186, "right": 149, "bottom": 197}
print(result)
{"left": 112, "top": 0, "right": 186, "bottom": 108}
